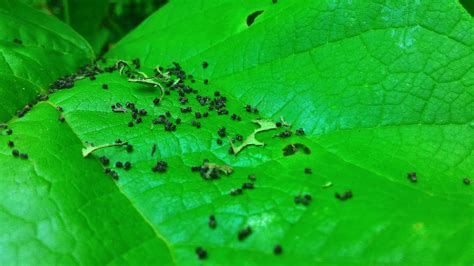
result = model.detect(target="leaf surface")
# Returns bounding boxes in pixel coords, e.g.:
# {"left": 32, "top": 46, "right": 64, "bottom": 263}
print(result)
{"left": 1, "top": 0, "right": 473, "bottom": 265}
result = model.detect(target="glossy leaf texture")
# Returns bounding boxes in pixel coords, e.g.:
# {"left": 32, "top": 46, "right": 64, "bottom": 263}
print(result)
{"left": 0, "top": 0, "right": 94, "bottom": 122}
{"left": 1, "top": 0, "right": 474, "bottom": 265}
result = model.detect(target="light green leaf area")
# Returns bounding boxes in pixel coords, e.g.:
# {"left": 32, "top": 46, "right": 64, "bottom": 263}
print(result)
{"left": 0, "top": 0, "right": 94, "bottom": 122}
{"left": 1, "top": 0, "right": 473, "bottom": 265}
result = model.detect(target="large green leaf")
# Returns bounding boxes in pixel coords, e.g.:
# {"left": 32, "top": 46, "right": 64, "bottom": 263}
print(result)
{"left": 1, "top": 0, "right": 473, "bottom": 265}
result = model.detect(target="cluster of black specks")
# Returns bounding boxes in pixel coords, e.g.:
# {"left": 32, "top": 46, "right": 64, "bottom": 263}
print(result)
{"left": 11, "top": 149, "right": 28, "bottom": 159}
{"left": 180, "top": 106, "right": 192, "bottom": 113}
{"left": 191, "top": 161, "right": 220, "bottom": 180}
{"left": 407, "top": 172, "right": 417, "bottom": 183}
{"left": 99, "top": 156, "right": 110, "bottom": 166}
{"left": 13, "top": 38, "right": 22, "bottom": 45}
{"left": 152, "top": 160, "right": 168, "bottom": 172}
{"left": 276, "top": 130, "right": 292, "bottom": 138}
{"left": 296, "top": 128, "right": 305, "bottom": 136}
{"left": 231, "top": 114, "right": 241, "bottom": 121}
{"left": 238, "top": 226, "right": 252, "bottom": 241}
{"left": 245, "top": 104, "right": 259, "bottom": 113}
{"left": 294, "top": 194, "right": 312, "bottom": 206}
{"left": 208, "top": 215, "right": 217, "bottom": 229}
{"left": 463, "top": 177, "right": 471, "bottom": 185}
{"left": 217, "top": 127, "right": 226, "bottom": 138}
{"left": 195, "top": 247, "right": 207, "bottom": 260}
{"left": 335, "top": 190, "right": 353, "bottom": 201}
{"left": 104, "top": 168, "right": 119, "bottom": 180}
{"left": 191, "top": 120, "right": 201, "bottom": 128}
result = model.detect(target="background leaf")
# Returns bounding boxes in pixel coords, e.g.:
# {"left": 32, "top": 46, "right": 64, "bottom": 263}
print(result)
{"left": 1, "top": 0, "right": 473, "bottom": 265}
{"left": 0, "top": 0, "right": 93, "bottom": 122}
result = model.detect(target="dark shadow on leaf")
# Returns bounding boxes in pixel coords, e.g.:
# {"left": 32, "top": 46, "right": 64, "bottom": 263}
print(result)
{"left": 460, "top": 0, "right": 474, "bottom": 16}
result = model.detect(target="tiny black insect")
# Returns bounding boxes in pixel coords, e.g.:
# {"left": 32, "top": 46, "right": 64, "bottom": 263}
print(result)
{"left": 195, "top": 247, "right": 207, "bottom": 260}
{"left": 102, "top": 84, "right": 108, "bottom": 90}
{"left": 238, "top": 226, "right": 252, "bottom": 241}
{"left": 115, "top": 161, "right": 123, "bottom": 168}
{"left": 275, "top": 122, "right": 282, "bottom": 127}
{"left": 304, "top": 167, "right": 312, "bottom": 174}
{"left": 209, "top": 215, "right": 217, "bottom": 229}
{"left": 6, "top": 129, "right": 13, "bottom": 135}
{"left": 58, "top": 115, "right": 65, "bottom": 122}
{"left": 128, "top": 121, "right": 134, "bottom": 127}
{"left": 12, "top": 149, "right": 19, "bottom": 157}
{"left": 235, "top": 134, "right": 243, "bottom": 141}
{"left": 217, "top": 127, "right": 226, "bottom": 138}
{"left": 302, "top": 194, "right": 312, "bottom": 206}
{"left": 7, "top": 141, "right": 14, "bottom": 148}
{"left": 242, "top": 182, "right": 254, "bottom": 189}
{"left": 56, "top": 106, "right": 64, "bottom": 112}
{"left": 463, "top": 177, "right": 471, "bottom": 185}
{"left": 202, "top": 61, "right": 209, "bottom": 69}
{"left": 135, "top": 117, "right": 142, "bottom": 124}
{"left": 13, "top": 38, "right": 22, "bottom": 44}
{"left": 203, "top": 112, "right": 208, "bottom": 117}
{"left": 204, "top": 79, "right": 209, "bottom": 85}
{"left": 165, "top": 111, "right": 171, "bottom": 117}
{"left": 214, "top": 91, "right": 220, "bottom": 97}
{"left": 175, "top": 118, "right": 181, "bottom": 124}
{"left": 335, "top": 190, "right": 353, "bottom": 201}
{"left": 153, "top": 98, "right": 160, "bottom": 105}
{"left": 276, "top": 130, "right": 292, "bottom": 138}
{"left": 115, "top": 139, "right": 123, "bottom": 144}
{"left": 99, "top": 156, "right": 110, "bottom": 165}
{"left": 216, "top": 138, "right": 223, "bottom": 145}
{"left": 126, "top": 144, "right": 133, "bottom": 153}
{"left": 152, "top": 160, "right": 168, "bottom": 173}
{"left": 195, "top": 112, "right": 202, "bottom": 119}
{"left": 296, "top": 128, "right": 305, "bottom": 135}
{"left": 110, "top": 171, "right": 119, "bottom": 180}
{"left": 294, "top": 196, "right": 302, "bottom": 204}
{"left": 274, "top": 245, "right": 282, "bottom": 255}
{"left": 124, "top": 161, "right": 131, "bottom": 170}
{"left": 19, "top": 153, "right": 28, "bottom": 160}
{"left": 230, "top": 188, "right": 243, "bottom": 196}
{"left": 138, "top": 109, "right": 147, "bottom": 116}
{"left": 407, "top": 172, "right": 417, "bottom": 183}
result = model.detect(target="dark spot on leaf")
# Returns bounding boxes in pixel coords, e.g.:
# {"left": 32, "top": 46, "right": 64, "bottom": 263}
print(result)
{"left": 238, "top": 226, "right": 252, "bottom": 240}
{"left": 463, "top": 177, "right": 471, "bottom": 185}
{"left": 274, "top": 244, "right": 282, "bottom": 255}
{"left": 246, "top": 10, "right": 264, "bottom": 26}
{"left": 335, "top": 190, "right": 353, "bottom": 201}
{"left": 195, "top": 247, "right": 207, "bottom": 260}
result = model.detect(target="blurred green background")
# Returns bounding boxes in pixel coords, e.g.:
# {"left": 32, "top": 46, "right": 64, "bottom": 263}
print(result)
{"left": 20, "top": 0, "right": 168, "bottom": 55}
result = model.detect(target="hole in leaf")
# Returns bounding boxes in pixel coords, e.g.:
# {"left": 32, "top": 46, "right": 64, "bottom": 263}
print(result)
{"left": 246, "top": 10, "right": 264, "bottom": 26}
{"left": 460, "top": 0, "right": 474, "bottom": 16}
{"left": 282, "top": 143, "right": 311, "bottom": 156}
